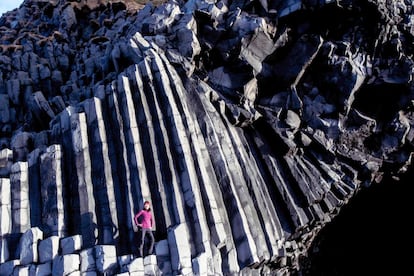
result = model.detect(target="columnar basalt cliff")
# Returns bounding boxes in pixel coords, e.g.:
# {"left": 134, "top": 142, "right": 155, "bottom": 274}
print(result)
{"left": 0, "top": 0, "right": 413, "bottom": 275}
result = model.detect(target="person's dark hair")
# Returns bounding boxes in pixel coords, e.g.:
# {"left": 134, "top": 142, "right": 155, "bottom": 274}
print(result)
{"left": 143, "top": 200, "right": 151, "bottom": 211}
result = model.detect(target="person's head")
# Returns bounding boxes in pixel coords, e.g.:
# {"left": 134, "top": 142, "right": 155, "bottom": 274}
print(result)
{"left": 143, "top": 200, "right": 150, "bottom": 210}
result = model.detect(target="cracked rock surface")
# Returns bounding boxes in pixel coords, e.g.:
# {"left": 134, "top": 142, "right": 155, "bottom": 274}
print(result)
{"left": 0, "top": 0, "right": 413, "bottom": 274}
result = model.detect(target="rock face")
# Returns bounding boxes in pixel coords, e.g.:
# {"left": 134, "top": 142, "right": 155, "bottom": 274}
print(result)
{"left": 0, "top": 0, "right": 413, "bottom": 274}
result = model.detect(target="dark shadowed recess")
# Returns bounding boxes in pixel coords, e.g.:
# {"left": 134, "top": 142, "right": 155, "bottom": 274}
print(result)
{"left": 298, "top": 168, "right": 414, "bottom": 275}
{"left": 353, "top": 83, "right": 411, "bottom": 126}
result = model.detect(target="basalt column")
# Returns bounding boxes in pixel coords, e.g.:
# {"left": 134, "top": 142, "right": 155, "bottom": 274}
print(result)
{"left": 70, "top": 110, "right": 99, "bottom": 248}
{"left": 39, "top": 145, "right": 67, "bottom": 238}
{"left": 0, "top": 178, "right": 11, "bottom": 262}
{"left": 82, "top": 97, "right": 122, "bottom": 247}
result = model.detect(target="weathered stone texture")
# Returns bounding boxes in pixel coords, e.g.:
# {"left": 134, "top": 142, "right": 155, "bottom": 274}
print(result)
{"left": 19, "top": 227, "right": 43, "bottom": 265}
{"left": 38, "top": 235, "right": 60, "bottom": 264}
{"left": 10, "top": 162, "right": 30, "bottom": 234}
{"left": 60, "top": 234, "right": 82, "bottom": 255}
{"left": 0, "top": 178, "right": 11, "bottom": 237}
{"left": 52, "top": 254, "right": 80, "bottom": 276}
{"left": 40, "top": 145, "right": 67, "bottom": 237}
{"left": 0, "top": 0, "right": 413, "bottom": 274}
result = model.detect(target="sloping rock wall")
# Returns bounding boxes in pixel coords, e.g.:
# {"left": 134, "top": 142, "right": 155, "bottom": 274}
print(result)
{"left": 0, "top": 0, "right": 414, "bottom": 274}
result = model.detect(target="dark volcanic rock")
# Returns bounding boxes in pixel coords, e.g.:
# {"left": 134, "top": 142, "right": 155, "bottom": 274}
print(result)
{"left": 0, "top": 0, "right": 414, "bottom": 274}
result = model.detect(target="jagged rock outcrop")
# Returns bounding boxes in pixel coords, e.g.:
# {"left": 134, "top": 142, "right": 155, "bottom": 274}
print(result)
{"left": 0, "top": 0, "right": 414, "bottom": 275}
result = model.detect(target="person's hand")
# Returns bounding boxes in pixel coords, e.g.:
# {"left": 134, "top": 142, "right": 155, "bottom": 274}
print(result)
{"left": 137, "top": 223, "right": 142, "bottom": 227}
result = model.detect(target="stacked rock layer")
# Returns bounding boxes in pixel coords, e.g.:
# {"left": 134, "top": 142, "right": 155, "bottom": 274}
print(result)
{"left": 1, "top": 0, "right": 414, "bottom": 274}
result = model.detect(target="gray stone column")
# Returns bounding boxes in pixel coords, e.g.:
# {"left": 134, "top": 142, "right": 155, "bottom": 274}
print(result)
{"left": 82, "top": 97, "right": 119, "bottom": 245}
{"left": 0, "top": 238, "right": 8, "bottom": 263}
{"left": 114, "top": 75, "right": 152, "bottom": 225}
{"left": 168, "top": 223, "right": 192, "bottom": 274}
{"left": 149, "top": 53, "right": 211, "bottom": 254}
{"left": 106, "top": 88, "right": 136, "bottom": 249}
{"left": 0, "top": 178, "right": 11, "bottom": 263}
{"left": 0, "top": 178, "right": 11, "bottom": 237}
{"left": 10, "top": 162, "right": 30, "bottom": 234}
{"left": 40, "top": 145, "right": 67, "bottom": 237}
{"left": 0, "top": 148, "right": 13, "bottom": 176}
{"left": 125, "top": 65, "right": 176, "bottom": 234}
{"left": 19, "top": 227, "right": 43, "bottom": 265}
{"left": 27, "top": 149, "right": 42, "bottom": 229}
{"left": 71, "top": 111, "right": 98, "bottom": 248}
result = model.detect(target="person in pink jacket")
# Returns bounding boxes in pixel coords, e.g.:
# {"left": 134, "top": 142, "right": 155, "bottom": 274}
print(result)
{"left": 134, "top": 200, "right": 155, "bottom": 256}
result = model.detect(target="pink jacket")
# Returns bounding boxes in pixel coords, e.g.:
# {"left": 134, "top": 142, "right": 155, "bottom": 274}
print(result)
{"left": 134, "top": 210, "right": 153, "bottom": 229}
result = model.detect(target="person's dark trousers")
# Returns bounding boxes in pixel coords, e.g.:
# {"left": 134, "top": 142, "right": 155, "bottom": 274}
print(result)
{"left": 139, "top": 228, "right": 155, "bottom": 256}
